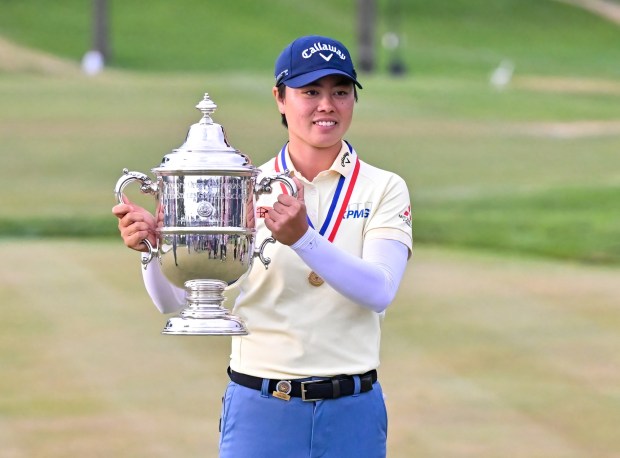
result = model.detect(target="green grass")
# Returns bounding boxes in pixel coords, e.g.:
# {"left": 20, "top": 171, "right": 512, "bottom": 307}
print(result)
{"left": 1, "top": 70, "right": 619, "bottom": 264}
{"left": 1, "top": 1, "right": 619, "bottom": 264}
{"left": 2, "top": 241, "right": 619, "bottom": 457}
{"left": 1, "top": 0, "right": 620, "bottom": 78}
{"left": 419, "top": 186, "right": 620, "bottom": 263}
{"left": 388, "top": 246, "right": 620, "bottom": 457}
{"left": 2, "top": 4, "right": 620, "bottom": 456}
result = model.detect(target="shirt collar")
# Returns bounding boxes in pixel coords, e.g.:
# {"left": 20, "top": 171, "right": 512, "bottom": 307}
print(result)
{"left": 283, "top": 141, "right": 357, "bottom": 179}
{"left": 330, "top": 141, "right": 357, "bottom": 177}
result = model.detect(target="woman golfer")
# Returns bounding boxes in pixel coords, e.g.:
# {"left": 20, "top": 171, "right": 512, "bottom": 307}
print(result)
{"left": 113, "top": 35, "right": 412, "bottom": 457}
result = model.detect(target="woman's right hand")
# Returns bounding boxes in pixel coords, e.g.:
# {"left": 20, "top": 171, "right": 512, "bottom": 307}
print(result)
{"left": 112, "top": 195, "right": 157, "bottom": 252}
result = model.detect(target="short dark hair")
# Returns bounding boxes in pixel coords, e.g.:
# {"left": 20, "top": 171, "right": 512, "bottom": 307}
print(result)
{"left": 276, "top": 81, "right": 359, "bottom": 128}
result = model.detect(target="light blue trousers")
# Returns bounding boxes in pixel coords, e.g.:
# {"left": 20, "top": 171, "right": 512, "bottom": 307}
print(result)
{"left": 219, "top": 377, "right": 388, "bottom": 458}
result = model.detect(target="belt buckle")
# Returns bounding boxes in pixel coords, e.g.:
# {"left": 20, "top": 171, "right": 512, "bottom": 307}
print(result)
{"left": 300, "top": 380, "right": 322, "bottom": 402}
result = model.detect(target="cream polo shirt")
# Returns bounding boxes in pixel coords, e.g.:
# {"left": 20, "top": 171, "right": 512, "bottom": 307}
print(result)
{"left": 229, "top": 141, "right": 412, "bottom": 380}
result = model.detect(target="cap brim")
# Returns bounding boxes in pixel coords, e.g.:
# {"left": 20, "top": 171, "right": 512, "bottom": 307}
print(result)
{"left": 283, "top": 69, "right": 363, "bottom": 89}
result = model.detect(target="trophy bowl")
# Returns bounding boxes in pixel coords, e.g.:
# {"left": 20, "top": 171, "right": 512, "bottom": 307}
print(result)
{"left": 114, "top": 93, "right": 295, "bottom": 336}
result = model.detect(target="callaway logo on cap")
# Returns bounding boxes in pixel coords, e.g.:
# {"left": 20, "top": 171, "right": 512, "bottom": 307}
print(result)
{"left": 275, "top": 35, "right": 363, "bottom": 89}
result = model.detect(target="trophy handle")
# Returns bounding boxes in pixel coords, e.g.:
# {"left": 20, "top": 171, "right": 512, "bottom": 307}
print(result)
{"left": 255, "top": 171, "right": 298, "bottom": 198}
{"left": 253, "top": 171, "right": 298, "bottom": 269}
{"left": 114, "top": 168, "right": 159, "bottom": 266}
{"left": 255, "top": 237, "right": 276, "bottom": 269}
{"left": 114, "top": 168, "right": 158, "bottom": 203}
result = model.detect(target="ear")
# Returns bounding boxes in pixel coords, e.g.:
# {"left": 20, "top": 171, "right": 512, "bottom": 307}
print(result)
{"left": 272, "top": 86, "right": 285, "bottom": 114}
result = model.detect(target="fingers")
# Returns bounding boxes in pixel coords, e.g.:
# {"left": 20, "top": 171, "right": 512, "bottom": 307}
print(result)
{"left": 112, "top": 201, "right": 157, "bottom": 252}
{"left": 112, "top": 194, "right": 132, "bottom": 215}
{"left": 264, "top": 189, "right": 309, "bottom": 246}
{"left": 112, "top": 194, "right": 146, "bottom": 217}
{"left": 112, "top": 203, "right": 131, "bottom": 219}
{"left": 120, "top": 227, "right": 152, "bottom": 251}
{"left": 118, "top": 211, "right": 150, "bottom": 229}
{"left": 117, "top": 216, "right": 155, "bottom": 252}
{"left": 292, "top": 177, "right": 304, "bottom": 203}
{"left": 112, "top": 199, "right": 152, "bottom": 225}
{"left": 271, "top": 193, "right": 301, "bottom": 218}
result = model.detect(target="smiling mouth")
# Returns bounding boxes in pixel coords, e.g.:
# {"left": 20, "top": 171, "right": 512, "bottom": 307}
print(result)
{"left": 314, "top": 121, "right": 337, "bottom": 127}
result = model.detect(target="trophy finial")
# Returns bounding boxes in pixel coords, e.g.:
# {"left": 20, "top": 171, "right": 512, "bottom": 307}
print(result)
{"left": 196, "top": 93, "right": 217, "bottom": 124}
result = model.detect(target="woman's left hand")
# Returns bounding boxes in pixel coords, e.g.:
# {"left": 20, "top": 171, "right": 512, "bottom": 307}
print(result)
{"left": 264, "top": 177, "right": 308, "bottom": 246}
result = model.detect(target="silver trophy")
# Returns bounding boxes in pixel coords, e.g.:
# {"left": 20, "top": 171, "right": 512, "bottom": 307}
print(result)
{"left": 114, "top": 93, "right": 296, "bottom": 336}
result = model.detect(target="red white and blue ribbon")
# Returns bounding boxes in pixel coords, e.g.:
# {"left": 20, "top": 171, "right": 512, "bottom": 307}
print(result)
{"left": 274, "top": 141, "right": 361, "bottom": 243}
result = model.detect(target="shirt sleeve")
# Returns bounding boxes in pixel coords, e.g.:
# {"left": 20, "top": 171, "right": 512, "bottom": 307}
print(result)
{"left": 364, "top": 173, "right": 413, "bottom": 257}
{"left": 141, "top": 256, "right": 186, "bottom": 314}
{"left": 291, "top": 227, "right": 409, "bottom": 313}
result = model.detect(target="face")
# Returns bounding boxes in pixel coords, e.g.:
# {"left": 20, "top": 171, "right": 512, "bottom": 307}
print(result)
{"left": 274, "top": 75, "right": 355, "bottom": 153}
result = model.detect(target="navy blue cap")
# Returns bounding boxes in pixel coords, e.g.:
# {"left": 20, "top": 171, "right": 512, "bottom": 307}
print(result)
{"left": 274, "top": 35, "right": 362, "bottom": 89}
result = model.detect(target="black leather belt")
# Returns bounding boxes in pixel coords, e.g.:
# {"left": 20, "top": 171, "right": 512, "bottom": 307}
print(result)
{"left": 227, "top": 367, "right": 377, "bottom": 401}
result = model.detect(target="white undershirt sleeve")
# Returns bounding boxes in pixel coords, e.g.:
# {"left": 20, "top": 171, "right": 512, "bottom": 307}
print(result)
{"left": 141, "top": 229, "right": 409, "bottom": 315}
{"left": 291, "top": 227, "right": 409, "bottom": 313}
{"left": 141, "top": 257, "right": 186, "bottom": 314}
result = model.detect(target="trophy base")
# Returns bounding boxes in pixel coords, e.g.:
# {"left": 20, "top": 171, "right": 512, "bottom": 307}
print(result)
{"left": 162, "top": 315, "right": 248, "bottom": 336}
{"left": 161, "top": 279, "right": 249, "bottom": 336}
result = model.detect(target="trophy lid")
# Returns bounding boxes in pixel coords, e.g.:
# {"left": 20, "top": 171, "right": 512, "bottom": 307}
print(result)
{"left": 153, "top": 93, "right": 256, "bottom": 175}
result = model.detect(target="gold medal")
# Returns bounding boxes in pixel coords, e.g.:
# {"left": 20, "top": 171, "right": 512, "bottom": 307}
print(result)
{"left": 308, "top": 271, "right": 324, "bottom": 287}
